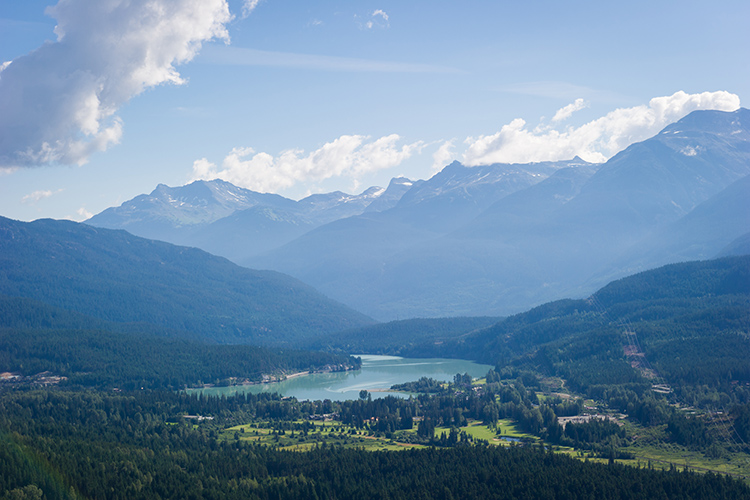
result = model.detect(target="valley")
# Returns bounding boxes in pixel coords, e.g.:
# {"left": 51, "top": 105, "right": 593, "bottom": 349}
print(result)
{"left": 0, "top": 109, "right": 749, "bottom": 498}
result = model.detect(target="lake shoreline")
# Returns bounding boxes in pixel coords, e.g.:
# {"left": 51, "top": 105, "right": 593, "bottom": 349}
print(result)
{"left": 189, "top": 365, "right": 360, "bottom": 390}
{"left": 188, "top": 355, "right": 492, "bottom": 401}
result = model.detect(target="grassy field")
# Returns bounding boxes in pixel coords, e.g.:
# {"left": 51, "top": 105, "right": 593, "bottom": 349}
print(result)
{"left": 222, "top": 420, "right": 427, "bottom": 451}
{"left": 222, "top": 417, "right": 542, "bottom": 452}
{"left": 219, "top": 415, "right": 750, "bottom": 485}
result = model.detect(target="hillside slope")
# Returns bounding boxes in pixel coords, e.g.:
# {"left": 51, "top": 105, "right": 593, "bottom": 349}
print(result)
{"left": 0, "top": 216, "right": 373, "bottom": 344}
{"left": 417, "top": 255, "right": 750, "bottom": 401}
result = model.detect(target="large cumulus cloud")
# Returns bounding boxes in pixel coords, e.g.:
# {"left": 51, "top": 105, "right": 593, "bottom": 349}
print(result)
{"left": 191, "top": 134, "right": 424, "bottom": 193}
{"left": 0, "top": 0, "right": 232, "bottom": 168}
{"left": 463, "top": 91, "right": 741, "bottom": 166}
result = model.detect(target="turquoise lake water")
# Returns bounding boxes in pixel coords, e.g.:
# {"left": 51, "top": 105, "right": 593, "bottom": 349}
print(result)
{"left": 189, "top": 355, "right": 493, "bottom": 401}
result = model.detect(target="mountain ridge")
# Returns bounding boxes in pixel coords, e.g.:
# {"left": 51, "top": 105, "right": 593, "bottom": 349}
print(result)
{"left": 85, "top": 108, "right": 750, "bottom": 321}
{"left": 0, "top": 215, "right": 374, "bottom": 344}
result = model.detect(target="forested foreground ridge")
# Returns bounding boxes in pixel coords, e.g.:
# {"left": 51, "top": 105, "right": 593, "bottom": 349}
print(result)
{"left": 1, "top": 389, "right": 748, "bottom": 500}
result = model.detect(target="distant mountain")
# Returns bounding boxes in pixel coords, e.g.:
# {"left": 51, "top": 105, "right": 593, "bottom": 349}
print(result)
{"left": 245, "top": 157, "right": 593, "bottom": 315}
{"left": 252, "top": 109, "right": 749, "bottom": 320}
{"left": 382, "top": 158, "right": 587, "bottom": 233}
{"left": 455, "top": 162, "right": 600, "bottom": 238}
{"left": 88, "top": 179, "right": 294, "bottom": 241}
{"left": 184, "top": 205, "right": 316, "bottom": 264}
{"left": 87, "top": 177, "right": 415, "bottom": 261}
{"left": 588, "top": 172, "right": 750, "bottom": 286}
{"left": 86, "top": 109, "right": 750, "bottom": 321}
{"left": 364, "top": 177, "right": 419, "bottom": 213}
{"left": 718, "top": 231, "right": 750, "bottom": 257}
{"left": 0, "top": 216, "right": 373, "bottom": 344}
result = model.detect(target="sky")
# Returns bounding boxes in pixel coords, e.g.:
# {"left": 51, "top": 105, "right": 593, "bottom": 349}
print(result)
{"left": 1, "top": 0, "right": 748, "bottom": 222}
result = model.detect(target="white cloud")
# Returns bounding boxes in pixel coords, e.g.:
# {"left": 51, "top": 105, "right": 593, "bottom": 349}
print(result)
{"left": 191, "top": 134, "right": 423, "bottom": 193}
{"left": 21, "top": 189, "right": 63, "bottom": 204}
{"left": 242, "top": 0, "right": 261, "bottom": 18}
{"left": 551, "top": 98, "right": 588, "bottom": 123}
{"left": 0, "top": 0, "right": 232, "bottom": 169}
{"left": 432, "top": 140, "right": 456, "bottom": 171}
{"left": 76, "top": 207, "right": 94, "bottom": 220}
{"left": 463, "top": 91, "right": 741, "bottom": 166}
{"left": 363, "top": 9, "right": 390, "bottom": 30}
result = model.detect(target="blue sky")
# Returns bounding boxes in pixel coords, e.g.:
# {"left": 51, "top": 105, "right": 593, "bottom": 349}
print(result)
{"left": 1, "top": 0, "right": 748, "bottom": 221}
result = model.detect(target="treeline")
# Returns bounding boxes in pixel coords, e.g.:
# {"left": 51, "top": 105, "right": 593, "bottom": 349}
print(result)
{"left": 303, "top": 316, "right": 500, "bottom": 355}
{"left": 0, "top": 327, "right": 358, "bottom": 390}
{"left": 1, "top": 389, "right": 748, "bottom": 500}
{"left": 390, "top": 376, "right": 446, "bottom": 394}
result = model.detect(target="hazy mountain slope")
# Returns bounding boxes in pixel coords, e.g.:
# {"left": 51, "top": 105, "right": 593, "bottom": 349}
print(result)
{"left": 87, "top": 178, "right": 415, "bottom": 262}
{"left": 591, "top": 172, "right": 750, "bottom": 283}
{"left": 87, "top": 179, "right": 295, "bottom": 244}
{"left": 357, "top": 163, "right": 599, "bottom": 317}
{"left": 717, "top": 232, "right": 750, "bottom": 257}
{"left": 247, "top": 158, "right": 588, "bottom": 315}
{"left": 186, "top": 205, "right": 316, "bottom": 263}
{"left": 0, "top": 216, "right": 373, "bottom": 344}
{"left": 313, "top": 109, "right": 750, "bottom": 320}
{"left": 387, "top": 159, "right": 584, "bottom": 233}
{"left": 295, "top": 187, "right": 389, "bottom": 224}
{"left": 553, "top": 108, "right": 750, "bottom": 248}
{"left": 244, "top": 213, "right": 442, "bottom": 298}
{"left": 364, "top": 177, "right": 419, "bottom": 213}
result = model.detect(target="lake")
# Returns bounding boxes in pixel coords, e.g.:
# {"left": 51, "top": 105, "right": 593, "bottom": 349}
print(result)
{"left": 190, "top": 355, "right": 493, "bottom": 401}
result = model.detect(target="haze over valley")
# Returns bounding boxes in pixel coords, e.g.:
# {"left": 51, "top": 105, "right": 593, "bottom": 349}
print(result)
{"left": 1, "top": 1, "right": 749, "bottom": 498}
{"left": 88, "top": 108, "right": 750, "bottom": 320}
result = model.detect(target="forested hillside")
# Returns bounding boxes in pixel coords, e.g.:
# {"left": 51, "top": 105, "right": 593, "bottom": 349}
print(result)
{"left": 414, "top": 255, "right": 750, "bottom": 407}
{"left": 303, "top": 316, "right": 500, "bottom": 355}
{"left": 0, "top": 216, "right": 373, "bottom": 344}
{"left": 1, "top": 389, "right": 747, "bottom": 500}
{"left": 0, "top": 295, "right": 359, "bottom": 390}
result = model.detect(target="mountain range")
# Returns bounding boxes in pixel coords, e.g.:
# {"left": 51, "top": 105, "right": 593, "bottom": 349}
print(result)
{"left": 87, "top": 108, "right": 750, "bottom": 320}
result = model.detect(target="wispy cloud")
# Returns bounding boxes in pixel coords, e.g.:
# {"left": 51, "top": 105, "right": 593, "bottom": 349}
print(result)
{"left": 463, "top": 91, "right": 741, "bottom": 165}
{"left": 191, "top": 134, "right": 424, "bottom": 193}
{"left": 365, "top": 9, "right": 390, "bottom": 30}
{"left": 21, "top": 188, "right": 63, "bottom": 204}
{"left": 432, "top": 140, "right": 456, "bottom": 171}
{"left": 551, "top": 98, "right": 588, "bottom": 123}
{"left": 76, "top": 206, "right": 93, "bottom": 220}
{"left": 0, "top": 0, "right": 232, "bottom": 169}
{"left": 242, "top": 0, "right": 261, "bottom": 18}
{"left": 200, "top": 45, "right": 459, "bottom": 74}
